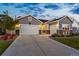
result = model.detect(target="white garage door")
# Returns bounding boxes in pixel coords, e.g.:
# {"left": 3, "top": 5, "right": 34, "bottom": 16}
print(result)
{"left": 20, "top": 24, "right": 39, "bottom": 35}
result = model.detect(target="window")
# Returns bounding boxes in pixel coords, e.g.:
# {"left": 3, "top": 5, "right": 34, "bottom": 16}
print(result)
{"left": 62, "top": 24, "right": 69, "bottom": 27}
{"left": 62, "top": 24, "right": 70, "bottom": 30}
{"left": 28, "top": 17, "right": 32, "bottom": 22}
{"left": 62, "top": 24, "right": 70, "bottom": 35}
{"left": 28, "top": 17, "right": 32, "bottom": 25}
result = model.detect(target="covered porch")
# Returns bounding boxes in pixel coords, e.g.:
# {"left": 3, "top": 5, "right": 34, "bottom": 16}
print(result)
{"left": 57, "top": 29, "right": 72, "bottom": 35}
{"left": 39, "top": 23, "right": 50, "bottom": 35}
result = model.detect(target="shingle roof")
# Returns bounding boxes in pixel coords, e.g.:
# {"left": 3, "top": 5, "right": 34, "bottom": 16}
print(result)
{"left": 39, "top": 19, "right": 48, "bottom": 23}
{"left": 47, "top": 16, "right": 73, "bottom": 24}
{"left": 0, "top": 14, "right": 6, "bottom": 16}
{"left": 0, "top": 14, "right": 7, "bottom": 20}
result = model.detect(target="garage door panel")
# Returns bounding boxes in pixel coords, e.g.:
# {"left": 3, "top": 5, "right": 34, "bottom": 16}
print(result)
{"left": 20, "top": 24, "right": 39, "bottom": 35}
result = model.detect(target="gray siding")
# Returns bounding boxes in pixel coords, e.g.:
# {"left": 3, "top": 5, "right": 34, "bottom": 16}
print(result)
{"left": 59, "top": 17, "right": 72, "bottom": 29}
{"left": 19, "top": 15, "right": 41, "bottom": 25}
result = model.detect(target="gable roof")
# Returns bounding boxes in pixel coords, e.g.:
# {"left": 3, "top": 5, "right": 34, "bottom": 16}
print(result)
{"left": 0, "top": 14, "right": 6, "bottom": 18}
{"left": 0, "top": 14, "right": 7, "bottom": 21}
{"left": 47, "top": 16, "right": 73, "bottom": 24}
{"left": 18, "top": 15, "right": 41, "bottom": 22}
{"left": 19, "top": 15, "right": 42, "bottom": 24}
{"left": 72, "top": 18, "right": 79, "bottom": 26}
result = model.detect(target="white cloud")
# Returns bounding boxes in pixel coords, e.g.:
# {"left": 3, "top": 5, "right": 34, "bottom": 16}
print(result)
{"left": 34, "top": 3, "right": 79, "bottom": 26}
{"left": 0, "top": 3, "right": 79, "bottom": 24}
{"left": 36, "top": 4, "right": 73, "bottom": 19}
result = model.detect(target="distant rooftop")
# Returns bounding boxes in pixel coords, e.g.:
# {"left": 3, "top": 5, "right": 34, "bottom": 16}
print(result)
{"left": 0, "top": 14, "right": 7, "bottom": 20}
{"left": 0, "top": 14, "right": 6, "bottom": 16}
{"left": 39, "top": 19, "right": 48, "bottom": 23}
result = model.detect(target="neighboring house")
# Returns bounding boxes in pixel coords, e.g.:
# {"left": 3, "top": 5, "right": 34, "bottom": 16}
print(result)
{"left": 78, "top": 22, "right": 79, "bottom": 33}
{"left": 19, "top": 15, "right": 49, "bottom": 35}
{"left": 72, "top": 18, "right": 79, "bottom": 34}
{"left": 48, "top": 16, "right": 73, "bottom": 35}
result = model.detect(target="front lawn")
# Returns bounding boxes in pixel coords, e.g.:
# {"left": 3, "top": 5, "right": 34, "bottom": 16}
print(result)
{"left": 0, "top": 40, "right": 13, "bottom": 55}
{"left": 50, "top": 36, "right": 79, "bottom": 50}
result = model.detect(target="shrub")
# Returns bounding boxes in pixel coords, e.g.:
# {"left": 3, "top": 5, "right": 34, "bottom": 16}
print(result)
{"left": 72, "top": 33, "right": 79, "bottom": 36}
{"left": 51, "top": 33, "right": 79, "bottom": 37}
{"left": 51, "top": 34, "right": 72, "bottom": 37}
{"left": 51, "top": 33, "right": 62, "bottom": 37}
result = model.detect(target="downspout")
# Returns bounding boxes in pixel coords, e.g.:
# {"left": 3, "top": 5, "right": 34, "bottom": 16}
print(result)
{"left": 49, "top": 24, "right": 50, "bottom": 34}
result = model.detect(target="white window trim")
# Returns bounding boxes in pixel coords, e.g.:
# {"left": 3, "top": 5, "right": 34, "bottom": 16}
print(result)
{"left": 62, "top": 24, "right": 70, "bottom": 30}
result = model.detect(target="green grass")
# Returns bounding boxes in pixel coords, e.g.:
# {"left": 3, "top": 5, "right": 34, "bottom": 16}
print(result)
{"left": 51, "top": 36, "right": 79, "bottom": 50}
{"left": 0, "top": 40, "right": 13, "bottom": 55}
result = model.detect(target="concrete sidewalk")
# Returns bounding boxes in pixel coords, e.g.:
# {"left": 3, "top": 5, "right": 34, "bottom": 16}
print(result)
{"left": 2, "top": 35, "right": 79, "bottom": 56}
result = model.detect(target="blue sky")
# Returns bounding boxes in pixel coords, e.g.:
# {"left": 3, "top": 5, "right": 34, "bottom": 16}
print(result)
{"left": 0, "top": 3, "right": 79, "bottom": 22}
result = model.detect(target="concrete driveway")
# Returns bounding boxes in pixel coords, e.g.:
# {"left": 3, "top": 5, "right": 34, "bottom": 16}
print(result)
{"left": 2, "top": 35, "right": 79, "bottom": 56}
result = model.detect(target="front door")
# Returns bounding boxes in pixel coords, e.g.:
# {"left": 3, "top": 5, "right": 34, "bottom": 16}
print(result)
{"left": 39, "top": 30, "right": 50, "bottom": 34}
{"left": 39, "top": 23, "right": 50, "bottom": 35}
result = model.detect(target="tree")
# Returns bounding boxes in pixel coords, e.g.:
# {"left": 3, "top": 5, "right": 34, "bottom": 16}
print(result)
{"left": 1, "top": 15, "right": 14, "bottom": 33}
{"left": 0, "top": 11, "right": 19, "bottom": 34}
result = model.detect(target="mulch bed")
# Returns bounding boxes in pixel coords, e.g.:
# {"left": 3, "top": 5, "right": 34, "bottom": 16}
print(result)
{"left": 0, "top": 34, "right": 17, "bottom": 40}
